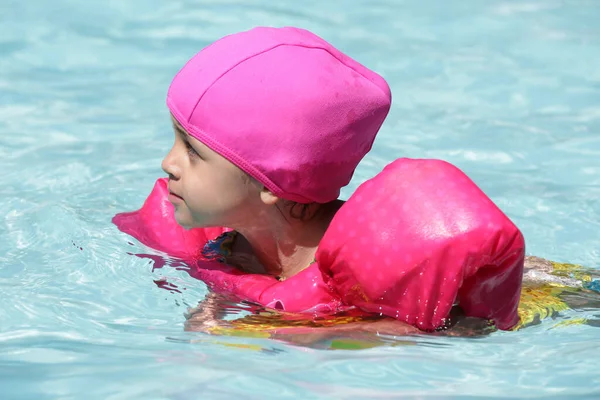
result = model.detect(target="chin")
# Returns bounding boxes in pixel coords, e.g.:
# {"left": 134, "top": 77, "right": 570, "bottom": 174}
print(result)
{"left": 175, "top": 215, "right": 212, "bottom": 231}
{"left": 175, "top": 209, "right": 221, "bottom": 230}
{"left": 178, "top": 222, "right": 194, "bottom": 230}
{"left": 173, "top": 212, "right": 193, "bottom": 230}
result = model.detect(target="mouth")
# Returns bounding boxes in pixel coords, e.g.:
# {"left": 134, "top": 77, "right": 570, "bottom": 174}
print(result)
{"left": 167, "top": 187, "right": 184, "bottom": 202}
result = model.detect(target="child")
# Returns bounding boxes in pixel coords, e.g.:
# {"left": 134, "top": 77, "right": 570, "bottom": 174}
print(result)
{"left": 160, "top": 25, "right": 415, "bottom": 335}
{"left": 161, "top": 26, "right": 390, "bottom": 283}
{"left": 116, "top": 26, "right": 597, "bottom": 339}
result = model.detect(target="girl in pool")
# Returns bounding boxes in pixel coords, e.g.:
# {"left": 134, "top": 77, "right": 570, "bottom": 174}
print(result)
{"left": 160, "top": 25, "right": 410, "bottom": 335}
{"left": 115, "top": 26, "right": 598, "bottom": 339}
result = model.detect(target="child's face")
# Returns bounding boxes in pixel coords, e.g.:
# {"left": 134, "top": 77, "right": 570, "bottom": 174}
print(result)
{"left": 161, "top": 116, "right": 262, "bottom": 229}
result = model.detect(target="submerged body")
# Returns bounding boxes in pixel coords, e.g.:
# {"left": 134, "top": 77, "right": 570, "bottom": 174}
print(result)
{"left": 186, "top": 233, "right": 600, "bottom": 341}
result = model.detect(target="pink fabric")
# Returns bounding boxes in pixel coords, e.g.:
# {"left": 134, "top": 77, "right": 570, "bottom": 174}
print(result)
{"left": 167, "top": 26, "right": 391, "bottom": 203}
{"left": 112, "top": 178, "right": 225, "bottom": 260}
{"left": 112, "top": 178, "right": 345, "bottom": 314}
{"left": 188, "top": 260, "right": 345, "bottom": 315}
{"left": 316, "top": 158, "right": 525, "bottom": 331}
{"left": 113, "top": 159, "right": 525, "bottom": 331}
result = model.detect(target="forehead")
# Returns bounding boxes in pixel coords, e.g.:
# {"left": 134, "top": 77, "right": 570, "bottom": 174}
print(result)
{"left": 169, "top": 114, "right": 248, "bottom": 178}
{"left": 171, "top": 115, "right": 189, "bottom": 136}
{"left": 171, "top": 115, "right": 207, "bottom": 147}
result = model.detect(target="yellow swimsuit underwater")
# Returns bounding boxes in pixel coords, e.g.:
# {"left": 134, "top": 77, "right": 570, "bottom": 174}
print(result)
{"left": 192, "top": 232, "right": 600, "bottom": 347}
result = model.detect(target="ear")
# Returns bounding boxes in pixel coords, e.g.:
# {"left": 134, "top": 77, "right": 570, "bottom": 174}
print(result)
{"left": 260, "top": 187, "right": 280, "bottom": 206}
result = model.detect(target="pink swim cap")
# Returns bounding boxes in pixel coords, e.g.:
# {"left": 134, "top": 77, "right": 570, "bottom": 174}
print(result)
{"left": 167, "top": 26, "right": 391, "bottom": 203}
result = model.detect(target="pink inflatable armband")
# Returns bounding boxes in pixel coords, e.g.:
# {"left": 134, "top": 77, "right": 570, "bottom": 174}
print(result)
{"left": 316, "top": 158, "right": 525, "bottom": 331}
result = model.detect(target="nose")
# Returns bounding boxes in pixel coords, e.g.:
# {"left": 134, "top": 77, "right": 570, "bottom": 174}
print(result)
{"left": 161, "top": 146, "right": 181, "bottom": 180}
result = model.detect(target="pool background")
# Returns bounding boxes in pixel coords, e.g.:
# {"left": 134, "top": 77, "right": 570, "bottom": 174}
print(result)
{"left": 1, "top": 0, "right": 599, "bottom": 398}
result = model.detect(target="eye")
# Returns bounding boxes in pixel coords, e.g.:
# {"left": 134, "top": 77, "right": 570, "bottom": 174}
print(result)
{"left": 184, "top": 140, "right": 200, "bottom": 158}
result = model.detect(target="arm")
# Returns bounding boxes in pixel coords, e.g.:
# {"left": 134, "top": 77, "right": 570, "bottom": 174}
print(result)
{"left": 184, "top": 291, "right": 236, "bottom": 332}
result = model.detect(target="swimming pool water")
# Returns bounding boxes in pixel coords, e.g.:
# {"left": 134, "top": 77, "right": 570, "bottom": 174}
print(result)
{"left": 1, "top": 0, "right": 599, "bottom": 398}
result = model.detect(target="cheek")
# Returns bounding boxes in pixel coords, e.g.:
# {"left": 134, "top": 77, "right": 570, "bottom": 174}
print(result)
{"left": 181, "top": 158, "right": 258, "bottom": 219}
{"left": 185, "top": 174, "right": 246, "bottom": 211}
{"left": 215, "top": 181, "right": 254, "bottom": 210}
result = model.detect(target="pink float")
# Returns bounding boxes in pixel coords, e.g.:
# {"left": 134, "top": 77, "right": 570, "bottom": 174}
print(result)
{"left": 113, "top": 158, "right": 525, "bottom": 331}
{"left": 113, "top": 178, "right": 345, "bottom": 315}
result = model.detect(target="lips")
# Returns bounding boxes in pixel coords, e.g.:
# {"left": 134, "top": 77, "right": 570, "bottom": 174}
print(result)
{"left": 168, "top": 185, "right": 184, "bottom": 200}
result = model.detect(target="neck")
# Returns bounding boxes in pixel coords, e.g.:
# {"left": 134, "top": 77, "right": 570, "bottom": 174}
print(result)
{"left": 234, "top": 201, "right": 342, "bottom": 280}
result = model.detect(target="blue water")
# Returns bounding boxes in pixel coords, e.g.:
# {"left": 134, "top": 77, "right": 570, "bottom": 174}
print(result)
{"left": 1, "top": 0, "right": 600, "bottom": 398}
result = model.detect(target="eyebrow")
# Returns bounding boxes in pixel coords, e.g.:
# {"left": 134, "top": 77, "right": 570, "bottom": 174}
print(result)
{"left": 171, "top": 118, "right": 207, "bottom": 157}
{"left": 171, "top": 118, "right": 189, "bottom": 139}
